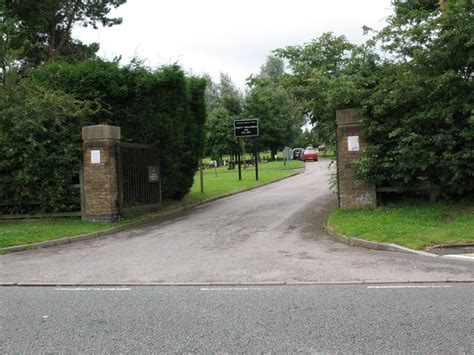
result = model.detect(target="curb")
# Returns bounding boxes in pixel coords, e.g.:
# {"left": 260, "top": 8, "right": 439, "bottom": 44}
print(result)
{"left": 1, "top": 280, "right": 473, "bottom": 287}
{"left": 428, "top": 243, "right": 474, "bottom": 250}
{"left": 0, "top": 170, "right": 302, "bottom": 254}
{"left": 326, "top": 224, "right": 439, "bottom": 258}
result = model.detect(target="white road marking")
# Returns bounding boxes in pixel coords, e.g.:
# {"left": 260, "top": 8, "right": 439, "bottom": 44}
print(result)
{"left": 367, "top": 285, "right": 453, "bottom": 289}
{"left": 200, "top": 287, "right": 265, "bottom": 291}
{"left": 55, "top": 288, "right": 131, "bottom": 291}
{"left": 443, "top": 254, "right": 474, "bottom": 260}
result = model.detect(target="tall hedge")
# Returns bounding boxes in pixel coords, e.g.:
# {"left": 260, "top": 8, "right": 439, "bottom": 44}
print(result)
{"left": 33, "top": 60, "right": 207, "bottom": 200}
{"left": 0, "top": 60, "right": 207, "bottom": 212}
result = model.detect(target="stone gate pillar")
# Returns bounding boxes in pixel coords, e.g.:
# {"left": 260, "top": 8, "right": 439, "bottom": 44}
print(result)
{"left": 82, "top": 125, "right": 121, "bottom": 221}
{"left": 336, "top": 108, "right": 376, "bottom": 209}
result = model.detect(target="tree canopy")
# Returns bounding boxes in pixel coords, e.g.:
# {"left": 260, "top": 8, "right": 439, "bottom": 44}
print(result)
{"left": 273, "top": 0, "right": 473, "bottom": 199}
{"left": 356, "top": 0, "right": 474, "bottom": 198}
{"left": 244, "top": 55, "right": 303, "bottom": 159}
{"left": 204, "top": 73, "right": 243, "bottom": 160}
{"left": 274, "top": 33, "right": 355, "bottom": 146}
{"left": 1, "top": 0, "right": 126, "bottom": 77}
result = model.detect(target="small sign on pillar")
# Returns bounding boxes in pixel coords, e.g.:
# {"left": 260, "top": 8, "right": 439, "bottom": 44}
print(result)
{"left": 347, "top": 136, "right": 360, "bottom": 152}
{"left": 148, "top": 166, "right": 160, "bottom": 183}
{"left": 91, "top": 150, "right": 101, "bottom": 164}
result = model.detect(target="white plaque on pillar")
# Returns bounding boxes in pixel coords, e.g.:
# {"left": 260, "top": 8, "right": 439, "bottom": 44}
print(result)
{"left": 91, "top": 150, "right": 101, "bottom": 164}
{"left": 348, "top": 136, "right": 360, "bottom": 151}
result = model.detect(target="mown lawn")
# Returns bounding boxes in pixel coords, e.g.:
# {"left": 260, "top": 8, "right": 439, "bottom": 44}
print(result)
{"left": 328, "top": 200, "right": 474, "bottom": 250}
{"left": 188, "top": 160, "right": 304, "bottom": 201}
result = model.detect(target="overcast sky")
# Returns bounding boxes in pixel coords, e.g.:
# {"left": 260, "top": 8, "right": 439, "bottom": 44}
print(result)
{"left": 74, "top": 0, "right": 393, "bottom": 90}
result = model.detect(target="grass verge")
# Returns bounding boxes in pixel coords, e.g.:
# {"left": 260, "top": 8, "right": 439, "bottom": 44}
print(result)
{"left": 328, "top": 199, "right": 474, "bottom": 250}
{"left": 1, "top": 160, "right": 304, "bottom": 249}
{"left": 0, "top": 217, "right": 141, "bottom": 249}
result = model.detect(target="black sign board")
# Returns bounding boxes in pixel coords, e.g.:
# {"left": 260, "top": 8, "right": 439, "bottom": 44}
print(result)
{"left": 234, "top": 119, "right": 259, "bottom": 137}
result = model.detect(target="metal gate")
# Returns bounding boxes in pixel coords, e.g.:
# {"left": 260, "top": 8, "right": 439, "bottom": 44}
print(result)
{"left": 118, "top": 142, "right": 161, "bottom": 212}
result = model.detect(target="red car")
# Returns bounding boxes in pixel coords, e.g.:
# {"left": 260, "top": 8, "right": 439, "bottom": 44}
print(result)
{"left": 302, "top": 148, "right": 318, "bottom": 161}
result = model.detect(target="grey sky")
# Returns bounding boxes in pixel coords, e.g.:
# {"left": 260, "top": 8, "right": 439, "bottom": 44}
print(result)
{"left": 74, "top": 0, "right": 393, "bottom": 89}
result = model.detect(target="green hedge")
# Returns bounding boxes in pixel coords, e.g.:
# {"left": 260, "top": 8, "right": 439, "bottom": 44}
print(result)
{"left": 0, "top": 60, "right": 207, "bottom": 212}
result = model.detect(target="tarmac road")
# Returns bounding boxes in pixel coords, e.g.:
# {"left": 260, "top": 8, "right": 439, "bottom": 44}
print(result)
{"left": 2, "top": 284, "right": 473, "bottom": 353}
{"left": 0, "top": 159, "right": 472, "bottom": 284}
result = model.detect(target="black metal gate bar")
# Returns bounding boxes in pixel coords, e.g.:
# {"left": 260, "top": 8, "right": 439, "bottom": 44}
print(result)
{"left": 118, "top": 142, "right": 161, "bottom": 212}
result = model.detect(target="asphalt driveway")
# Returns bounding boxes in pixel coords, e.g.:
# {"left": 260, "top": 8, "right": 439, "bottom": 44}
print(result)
{"left": 1, "top": 160, "right": 472, "bottom": 284}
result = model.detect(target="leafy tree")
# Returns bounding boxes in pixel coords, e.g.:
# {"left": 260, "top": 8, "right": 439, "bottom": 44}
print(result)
{"left": 205, "top": 107, "right": 236, "bottom": 160}
{"left": 204, "top": 73, "right": 243, "bottom": 160}
{"left": 2, "top": 0, "right": 125, "bottom": 69}
{"left": 293, "top": 128, "right": 320, "bottom": 149}
{"left": 218, "top": 73, "right": 244, "bottom": 116}
{"left": 357, "top": 0, "right": 474, "bottom": 198}
{"left": 244, "top": 55, "right": 303, "bottom": 159}
{"left": 274, "top": 33, "right": 355, "bottom": 146}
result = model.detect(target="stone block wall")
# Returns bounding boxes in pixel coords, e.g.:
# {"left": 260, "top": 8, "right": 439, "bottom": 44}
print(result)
{"left": 336, "top": 108, "right": 377, "bottom": 209}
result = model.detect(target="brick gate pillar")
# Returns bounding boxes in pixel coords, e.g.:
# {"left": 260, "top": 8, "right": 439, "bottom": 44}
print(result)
{"left": 336, "top": 108, "right": 376, "bottom": 209}
{"left": 82, "top": 125, "right": 121, "bottom": 221}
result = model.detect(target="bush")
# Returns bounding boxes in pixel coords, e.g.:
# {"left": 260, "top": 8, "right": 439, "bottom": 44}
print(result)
{"left": 0, "top": 79, "right": 86, "bottom": 213}
{"left": 354, "top": 0, "right": 474, "bottom": 199}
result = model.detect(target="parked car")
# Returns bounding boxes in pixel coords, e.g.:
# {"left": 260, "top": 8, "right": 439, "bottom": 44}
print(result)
{"left": 302, "top": 148, "right": 318, "bottom": 161}
{"left": 293, "top": 148, "right": 304, "bottom": 160}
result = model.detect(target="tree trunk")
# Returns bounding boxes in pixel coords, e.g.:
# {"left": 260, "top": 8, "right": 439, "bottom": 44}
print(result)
{"left": 271, "top": 147, "right": 277, "bottom": 161}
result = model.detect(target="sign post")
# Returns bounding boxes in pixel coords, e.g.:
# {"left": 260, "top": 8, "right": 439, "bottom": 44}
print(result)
{"left": 199, "top": 159, "right": 204, "bottom": 193}
{"left": 234, "top": 119, "right": 259, "bottom": 181}
{"left": 237, "top": 138, "right": 242, "bottom": 181}
{"left": 254, "top": 137, "right": 259, "bottom": 180}
{"left": 283, "top": 146, "right": 293, "bottom": 167}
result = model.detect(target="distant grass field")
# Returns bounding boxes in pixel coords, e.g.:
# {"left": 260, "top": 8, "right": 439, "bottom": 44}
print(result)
{"left": 188, "top": 160, "right": 304, "bottom": 201}
{"left": 328, "top": 200, "right": 474, "bottom": 250}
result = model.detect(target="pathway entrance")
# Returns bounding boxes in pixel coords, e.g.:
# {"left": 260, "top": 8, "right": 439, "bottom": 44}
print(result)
{"left": 0, "top": 161, "right": 472, "bottom": 284}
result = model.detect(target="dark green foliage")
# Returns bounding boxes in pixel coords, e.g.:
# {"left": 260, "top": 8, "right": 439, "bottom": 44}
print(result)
{"left": 275, "top": 1, "right": 473, "bottom": 199}
{"left": 293, "top": 128, "right": 320, "bottom": 149}
{"left": 182, "top": 77, "right": 207, "bottom": 195}
{"left": 244, "top": 84, "right": 298, "bottom": 158}
{"left": 205, "top": 107, "right": 236, "bottom": 160}
{"left": 244, "top": 55, "right": 303, "bottom": 159}
{"left": 275, "top": 33, "right": 355, "bottom": 146}
{"left": 36, "top": 60, "right": 207, "bottom": 200}
{"left": 3, "top": 0, "right": 126, "bottom": 67}
{"left": 356, "top": 0, "right": 474, "bottom": 199}
{"left": 0, "top": 60, "right": 207, "bottom": 211}
{"left": 0, "top": 79, "right": 87, "bottom": 213}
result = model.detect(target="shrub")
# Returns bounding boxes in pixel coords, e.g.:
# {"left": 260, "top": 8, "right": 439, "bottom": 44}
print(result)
{"left": 0, "top": 79, "right": 86, "bottom": 213}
